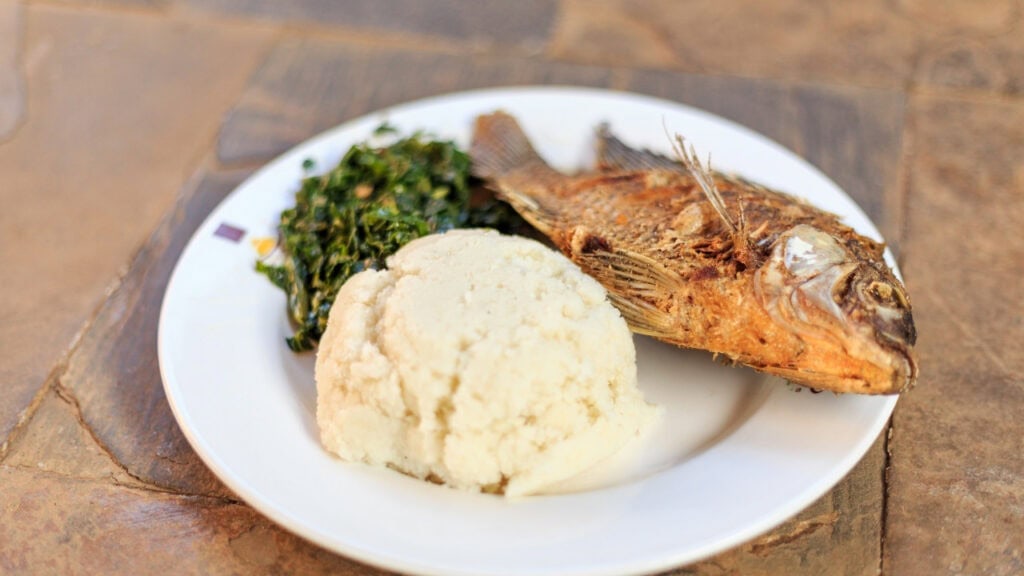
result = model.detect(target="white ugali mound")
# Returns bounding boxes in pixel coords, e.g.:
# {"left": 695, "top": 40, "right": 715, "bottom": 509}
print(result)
{"left": 315, "top": 229, "right": 660, "bottom": 497}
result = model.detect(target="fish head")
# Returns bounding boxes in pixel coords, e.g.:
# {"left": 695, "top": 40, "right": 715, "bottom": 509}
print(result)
{"left": 756, "top": 224, "right": 918, "bottom": 392}
{"left": 842, "top": 259, "right": 917, "bottom": 350}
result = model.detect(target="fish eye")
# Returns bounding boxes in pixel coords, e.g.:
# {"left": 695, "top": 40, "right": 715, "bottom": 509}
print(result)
{"left": 869, "top": 281, "right": 892, "bottom": 300}
{"left": 866, "top": 280, "right": 908, "bottom": 308}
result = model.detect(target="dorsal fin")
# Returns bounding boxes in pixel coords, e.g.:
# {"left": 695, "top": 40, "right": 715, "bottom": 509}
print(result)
{"left": 671, "top": 135, "right": 761, "bottom": 269}
{"left": 670, "top": 135, "right": 737, "bottom": 234}
{"left": 596, "top": 124, "right": 683, "bottom": 172}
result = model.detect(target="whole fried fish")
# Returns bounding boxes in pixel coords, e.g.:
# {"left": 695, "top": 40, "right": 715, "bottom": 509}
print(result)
{"left": 470, "top": 112, "right": 917, "bottom": 394}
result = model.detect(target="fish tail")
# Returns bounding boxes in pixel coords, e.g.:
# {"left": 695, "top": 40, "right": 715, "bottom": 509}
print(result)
{"left": 470, "top": 112, "right": 565, "bottom": 233}
{"left": 470, "top": 112, "right": 563, "bottom": 185}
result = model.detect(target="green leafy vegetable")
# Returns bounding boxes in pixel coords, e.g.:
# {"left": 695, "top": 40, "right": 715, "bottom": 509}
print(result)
{"left": 257, "top": 131, "right": 525, "bottom": 351}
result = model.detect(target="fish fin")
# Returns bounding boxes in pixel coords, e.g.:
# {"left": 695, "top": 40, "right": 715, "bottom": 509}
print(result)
{"left": 567, "top": 234, "right": 680, "bottom": 339}
{"left": 470, "top": 112, "right": 564, "bottom": 184}
{"left": 470, "top": 112, "right": 567, "bottom": 235}
{"left": 596, "top": 124, "right": 683, "bottom": 172}
{"left": 670, "top": 135, "right": 736, "bottom": 234}
{"left": 606, "top": 291, "right": 678, "bottom": 340}
{"left": 671, "top": 135, "right": 760, "bottom": 268}
{"left": 495, "top": 187, "right": 562, "bottom": 236}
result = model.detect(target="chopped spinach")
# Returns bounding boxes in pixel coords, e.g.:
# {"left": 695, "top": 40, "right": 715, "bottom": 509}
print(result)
{"left": 257, "top": 131, "right": 525, "bottom": 351}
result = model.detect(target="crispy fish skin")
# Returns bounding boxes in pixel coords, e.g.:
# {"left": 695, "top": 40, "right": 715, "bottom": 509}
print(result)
{"left": 470, "top": 112, "right": 918, "bottom": 394}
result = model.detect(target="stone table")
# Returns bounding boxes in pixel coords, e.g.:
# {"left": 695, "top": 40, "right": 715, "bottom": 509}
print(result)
{"left": 1, "top": 1, "right": 1021, "bottom": 574}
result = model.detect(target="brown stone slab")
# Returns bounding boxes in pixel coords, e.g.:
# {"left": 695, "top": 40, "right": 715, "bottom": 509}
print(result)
{"left": 217, "top": 39, "right": 615, "bottom": 165}
{"left": 884, "top": 93, "right": 1024, "bottom": 575}
{"left": 60, "top": 169, "right": 252, "bottom": 498}
{"left": 0, "top": 5, "right": 272, "bottom": 450}
{"left": 0, "top": 1, "right": 23, "bottom": 140}
{"left": 4, "top": 388, "right": 138, "bottom": 485}
{"left": 620, "top": 69, "right": 906, "bottom": 253}
{"left": 0, "top": 467, "right": 379, "bottom": 575}
{"left": 550, "top": 0, "right": 1024, "bottom": 95}
{"left": 184, "top": 0, "right": 556, "bottom": 47}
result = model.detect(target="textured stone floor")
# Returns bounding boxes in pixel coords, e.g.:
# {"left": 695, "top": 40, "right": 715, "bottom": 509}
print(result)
{"left": 1, "top": 1, "right": 1021, "bottom": 574}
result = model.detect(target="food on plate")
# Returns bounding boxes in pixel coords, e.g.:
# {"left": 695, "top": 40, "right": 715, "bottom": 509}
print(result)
{"left": 470, "top": 112, "right": 918, "bottom": 394}
{"left": 257, "top": 129, "right": 524, "bottom": 351}
{"left": 315, "top": 229, "right": 660, "bottom": 497}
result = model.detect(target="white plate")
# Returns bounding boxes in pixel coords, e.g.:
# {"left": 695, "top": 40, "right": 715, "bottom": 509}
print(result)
{"left": 158, "top": 86, "right": 898, "bottom": 576}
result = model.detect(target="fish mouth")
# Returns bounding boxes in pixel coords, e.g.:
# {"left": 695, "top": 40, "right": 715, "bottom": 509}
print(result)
{"left": 873, "top": 321, "right": 919, "bottom": 391}
{"left": 834, "top": 263, "right": 918, "bottom": 390}
{"left": 889, "top": 345, "right": 919, "bottom": 391}
{"left": 862, "top": 280, "right": 918, "bottom": 390}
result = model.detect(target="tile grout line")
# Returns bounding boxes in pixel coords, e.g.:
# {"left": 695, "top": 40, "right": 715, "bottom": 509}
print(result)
{"left": 1, "top": 155, "right": 193, "bottom": 478}
{"left": 0, "top": 369, "right": 55, "bottom": 462}
{"left": 2, "top": 459, "right": 243, "bottom": 506}
{"left": 879, "top": 420, "right": 895, "bottom": 575}
{"left": 0, "top": 7, "right": 283, "bottom": 469}
{"left": 878, "top": 94, "right": 916, "bottom": 576}
{"left": 30, "top": 140, "right": 257, "bottom": 496}
{"left": 0, "top": 261, "right": 125, "bottom": 464}
{"left": 0, "top": 162, "right": 238, "bottom": 502}
{"left": 50, "top": 375, "right": 242, "bottom": 505}
{"left": 0, "top": 241, "right": 136, "bottom": 463}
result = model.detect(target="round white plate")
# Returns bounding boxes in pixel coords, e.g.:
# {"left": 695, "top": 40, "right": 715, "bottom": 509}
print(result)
{"left": 158, "top": 86, "right": 898, "bottom": 576}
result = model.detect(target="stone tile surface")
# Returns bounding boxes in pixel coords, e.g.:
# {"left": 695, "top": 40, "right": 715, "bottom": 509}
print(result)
{"left": 3, "top": 0, "right": 1019, "bottom": 572}
{"left": 217, "top": 39, "right": 615, "bottom": 165}
{"left": 60, "top": 170, "right": 251, "bottom": 498}
{"left": 4, "top": 388, "right": 135, "bottom": 484}
{"left": 550, "top": 0, "right": 1024, "bottom": 93}
{"left": 0, "top": 5, "right": 272, "bottom": 449}
{"left": 184, "top": 0, "right": 557, "bottom": 48}
{"left": 0, "top": 1, "right": 23, "bottom": 140}
{"left": 884, "top": 93, "right": 1024, "bottom": 575}
{"left": 0, "top": 467, "right": 379, "bottom": 575}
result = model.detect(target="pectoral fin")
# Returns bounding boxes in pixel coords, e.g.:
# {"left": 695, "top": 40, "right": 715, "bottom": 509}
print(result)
{"left": 568, "top": 235, "right": 681, "bottom": 339}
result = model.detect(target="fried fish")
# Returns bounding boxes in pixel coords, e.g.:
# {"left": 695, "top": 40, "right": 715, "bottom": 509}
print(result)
{"left": 470, "top": 111, "right": 917, "bottom": 394}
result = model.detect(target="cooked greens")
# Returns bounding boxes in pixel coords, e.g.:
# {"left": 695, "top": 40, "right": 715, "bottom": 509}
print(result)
{"left": 257, "top": 131, "right": 524, "bottom": 351}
